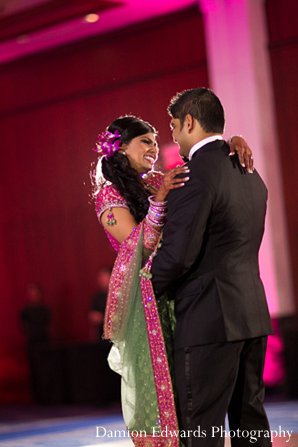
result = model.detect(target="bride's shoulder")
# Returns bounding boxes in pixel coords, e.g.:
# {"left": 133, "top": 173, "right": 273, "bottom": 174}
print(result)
{"left": 96, "top": 181, "right": 120, "bottom": 199}
{"left": 95, "top": 182, "right": 127, "bottom": 218}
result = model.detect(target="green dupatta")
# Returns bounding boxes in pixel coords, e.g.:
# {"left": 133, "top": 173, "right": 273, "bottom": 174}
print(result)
{"left": 104, "top": 223, "right": 178, "bottom": 446}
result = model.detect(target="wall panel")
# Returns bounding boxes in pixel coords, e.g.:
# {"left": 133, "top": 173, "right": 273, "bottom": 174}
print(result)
{"left": 266, "top": 0, "right": 298, "bottom": 311}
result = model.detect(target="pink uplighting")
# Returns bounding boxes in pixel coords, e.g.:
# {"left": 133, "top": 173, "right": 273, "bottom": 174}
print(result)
{"left": 162, "top": 143, "right": 185, "bottom": 170}
{"left": 264, "top": 332, "right": 285, "bottom": 387}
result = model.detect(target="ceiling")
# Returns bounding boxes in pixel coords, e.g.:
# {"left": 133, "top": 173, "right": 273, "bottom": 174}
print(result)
{"left": 0, "top": 0, "right": 197, "bottom": 64}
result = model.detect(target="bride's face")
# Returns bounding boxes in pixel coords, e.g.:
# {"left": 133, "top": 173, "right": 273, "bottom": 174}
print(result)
{"left": 122, "top": 132, "right": 159, "bottom": 174}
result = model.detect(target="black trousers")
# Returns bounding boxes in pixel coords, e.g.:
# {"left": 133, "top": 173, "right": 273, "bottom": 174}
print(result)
{"left": 174, "top": 337, "right": 271, "bottom": 447}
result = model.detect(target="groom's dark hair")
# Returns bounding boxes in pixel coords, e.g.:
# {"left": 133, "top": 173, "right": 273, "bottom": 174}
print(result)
{"left": 168, "top": 87, "right": 225, "bottom": 133}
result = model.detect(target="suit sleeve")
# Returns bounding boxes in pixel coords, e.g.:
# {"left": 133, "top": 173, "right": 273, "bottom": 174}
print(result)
{"left": 151, "top": 163, "right": 214, "bottom": 297}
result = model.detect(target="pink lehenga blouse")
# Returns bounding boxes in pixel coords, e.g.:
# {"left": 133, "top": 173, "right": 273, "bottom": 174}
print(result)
{"left": 95, "top": 171, "right": 179, "bottom": 447}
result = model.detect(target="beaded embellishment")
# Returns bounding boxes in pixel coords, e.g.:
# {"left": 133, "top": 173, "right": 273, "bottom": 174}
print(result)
{"left": 96, "top": 185, "right": 128, "bottom": 222}
{"left": 106, "top": 208, "right": 117, "bottom": 226}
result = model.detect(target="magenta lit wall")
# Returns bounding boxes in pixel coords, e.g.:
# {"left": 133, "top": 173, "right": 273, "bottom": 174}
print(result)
{"left": 0, "top": 7, "right": 208, "bottom": 403}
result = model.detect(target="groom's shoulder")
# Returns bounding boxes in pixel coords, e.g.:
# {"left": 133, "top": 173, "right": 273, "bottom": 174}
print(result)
{"left": 191, "top": 139, "right": 228, "bottom": 159}
{"left": 189, "top": 140, "right": 228, "bottom": 171}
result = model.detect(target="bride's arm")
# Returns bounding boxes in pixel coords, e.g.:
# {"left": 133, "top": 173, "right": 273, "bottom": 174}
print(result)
{"left": 100, "top": 205, "right": 163, "bottom": 255}
{"left": 101, "top": 207, "right": 139, "bottom": 244}
{"left": 101, "top": 166, "right": 189, "bottom": 249}
{"left": 228, "top": 135, "right": 254, "bottom": 173}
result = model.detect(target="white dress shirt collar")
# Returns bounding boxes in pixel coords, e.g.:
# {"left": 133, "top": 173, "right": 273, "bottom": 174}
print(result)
{"left": 188, "top": 135, "right": 224, "bottom": 160}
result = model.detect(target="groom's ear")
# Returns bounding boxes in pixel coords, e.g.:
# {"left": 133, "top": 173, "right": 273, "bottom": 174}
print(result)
{"left": 185, "top": 114, "right": 195, "bottom": 133}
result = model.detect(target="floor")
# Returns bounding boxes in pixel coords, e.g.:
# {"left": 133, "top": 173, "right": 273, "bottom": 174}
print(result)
{"left": 0, "top": 400, "right": 297, "bottom": 446}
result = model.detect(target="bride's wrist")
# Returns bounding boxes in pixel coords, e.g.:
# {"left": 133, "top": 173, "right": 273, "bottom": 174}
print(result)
{"left": 153, "top": 193, "right": 166, "bottom": 203}
{"left": 146, "top": 196, "right": 167, "bottom": 228}
{"left": 154, "top": 186, "right": 168, "bottom": 202}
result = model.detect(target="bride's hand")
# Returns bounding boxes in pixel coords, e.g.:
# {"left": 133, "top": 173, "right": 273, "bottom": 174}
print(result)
{"left": 155, "top": 165, "right": 190, "bottom": 202}
{"left": 228, "top": 136, "right": 254, "bottom": 173}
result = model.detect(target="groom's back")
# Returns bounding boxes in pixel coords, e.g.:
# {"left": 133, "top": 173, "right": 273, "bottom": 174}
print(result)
{"left": 173, "top": 141, "right": 272, "bottom": 348}
{"left": 194, "top": 142, "right": 266, "bottom": 275}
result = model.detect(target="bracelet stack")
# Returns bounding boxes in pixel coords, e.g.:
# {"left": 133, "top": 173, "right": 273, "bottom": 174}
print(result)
{"left": 146, "top": 196, "right": 167, "bottom": 228}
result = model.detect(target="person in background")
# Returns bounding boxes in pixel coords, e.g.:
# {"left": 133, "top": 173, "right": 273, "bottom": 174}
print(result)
{"left": 88, "top": 267, "right": 112, "bottom": 340}
{"left": 20, "top": 282, "right": 51, "bottom": 345}
{"left": 20, "top": 282, "right": 51, "bottom": 401}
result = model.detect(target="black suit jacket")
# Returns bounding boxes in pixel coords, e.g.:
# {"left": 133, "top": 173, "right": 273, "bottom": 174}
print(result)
{"left": 151, "top": 140, "right": 272, "bottom": 349}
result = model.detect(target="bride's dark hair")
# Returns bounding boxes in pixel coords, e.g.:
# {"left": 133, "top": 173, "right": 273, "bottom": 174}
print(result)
{"left": 100, "top": 115, "right": 157, "bottom": 223}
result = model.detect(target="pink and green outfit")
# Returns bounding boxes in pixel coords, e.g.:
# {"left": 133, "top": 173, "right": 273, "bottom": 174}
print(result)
{"left": 95, "top": 172, "right": 179, "bottom": 447}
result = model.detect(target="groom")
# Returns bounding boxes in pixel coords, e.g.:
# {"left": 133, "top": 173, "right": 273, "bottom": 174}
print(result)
{"left": 151, "top": 88, "right": 272, "bottom": 446}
